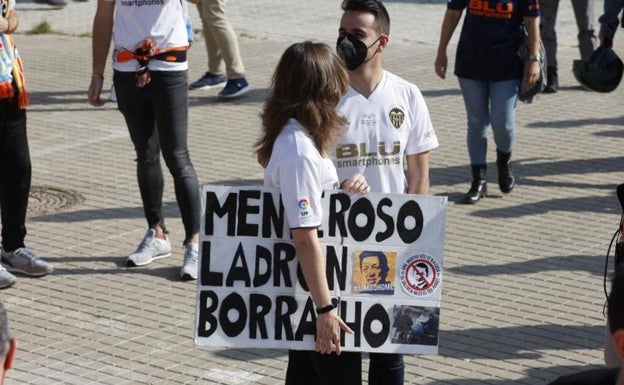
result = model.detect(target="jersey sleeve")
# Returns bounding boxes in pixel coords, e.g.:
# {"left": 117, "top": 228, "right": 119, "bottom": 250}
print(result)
{"left": 447, "top": 0, "right": 467, "bottom": 11}
{"left": 405, "top": 87, "right": 439, "bottom": 156}
{"left": 277, "top": 156, "right": 323, "bottom": 229}
{"left": 521, "top": 0, "right": 540, "bottom": 17}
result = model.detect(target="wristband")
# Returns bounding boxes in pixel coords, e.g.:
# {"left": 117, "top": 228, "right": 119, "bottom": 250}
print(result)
{"left": 315, "top": 297, "right": 339, "bottom": 315}
{"left": 91, "top": 72, "right": 104, "bottom": 79}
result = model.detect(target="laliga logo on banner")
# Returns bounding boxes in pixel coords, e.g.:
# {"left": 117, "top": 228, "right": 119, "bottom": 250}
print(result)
{"left": 400, "top": 254, "right": 441, "bottom": 297}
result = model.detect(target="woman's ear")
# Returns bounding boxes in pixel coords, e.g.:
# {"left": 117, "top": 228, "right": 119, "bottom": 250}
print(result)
{"left": 611, "top": 329, "right": 624, "bottom": 362}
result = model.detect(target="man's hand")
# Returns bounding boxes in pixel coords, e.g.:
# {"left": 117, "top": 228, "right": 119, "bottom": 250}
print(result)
{"left": 341, "top": 173, "right": 370, "bottom": 194}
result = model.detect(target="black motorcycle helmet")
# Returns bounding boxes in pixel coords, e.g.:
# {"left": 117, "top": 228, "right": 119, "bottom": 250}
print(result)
{"left": 573, "top": 47, "right": 624, "bottom": 93}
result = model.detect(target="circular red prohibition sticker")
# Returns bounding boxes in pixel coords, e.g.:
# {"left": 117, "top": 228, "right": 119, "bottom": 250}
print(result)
{"left": 399, "top": 254, "right": 441, "bottom": 297}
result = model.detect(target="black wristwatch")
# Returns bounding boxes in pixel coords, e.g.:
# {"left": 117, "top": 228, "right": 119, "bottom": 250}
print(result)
{"left": 315, "top": 297, "right": 339, "bottom": 315}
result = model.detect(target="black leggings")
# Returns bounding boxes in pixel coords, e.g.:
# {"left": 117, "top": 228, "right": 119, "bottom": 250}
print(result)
{"left": 368, "top": 353, "right": 405, "bottom": 385}
{"left": 285, "top": 350, "right": 362, "bottom": 385}
{"left": 0, "top": 98, "right": 30, "bottom": 251}
{"left": 114, "top": 70, "right": 200, "bottom": 242}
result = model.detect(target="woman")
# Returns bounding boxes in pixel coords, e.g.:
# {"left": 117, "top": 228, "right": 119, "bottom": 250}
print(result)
{"left": 87, "top": 0, "right": 201, "bottom": 279}
{"left": 435, "top": 0, "right": 541, "bottom": 204}
{"left": 255, "top": 41, "right": 368, "bottom": 385}
{"left": 0, "top": 0, "right": 54, "bottom": 288}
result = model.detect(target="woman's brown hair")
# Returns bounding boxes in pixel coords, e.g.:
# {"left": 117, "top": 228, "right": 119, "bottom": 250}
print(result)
{"left": 255, "top": 41, "right": 349, "bottom": 167}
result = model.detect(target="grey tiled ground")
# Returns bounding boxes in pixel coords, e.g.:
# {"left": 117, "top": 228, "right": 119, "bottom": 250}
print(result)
{"left": 4, "top": 0, "right": 624, "bottom": 384}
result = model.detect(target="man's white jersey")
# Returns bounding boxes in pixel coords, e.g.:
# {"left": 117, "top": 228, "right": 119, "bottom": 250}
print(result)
{"left": 335, "top": 70, "right": 439, "bottom": 194}
{"left": 265, "top": 119, "right": 339, "bottom": 228}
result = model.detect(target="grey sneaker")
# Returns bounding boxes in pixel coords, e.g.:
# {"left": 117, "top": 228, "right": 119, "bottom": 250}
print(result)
{"left": 0, "top": 266, "right": 16, "bottom": 289}
{"left": 180, "top": 243, "right": 198, "bottom": 281}
{"left": 127, "top": 229, "right": 171, "bottom": 267}
{"left": 1, "top": 247, "right": 54, "bottom": 277}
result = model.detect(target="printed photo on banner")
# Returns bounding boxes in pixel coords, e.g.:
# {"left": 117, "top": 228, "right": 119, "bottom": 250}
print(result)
{"left": 194, "top": 185, "right": 447, "bottom": 354}
{"left": 352, "top": 250, "right": 396, "bottom": 295}
{"left": 390, "top": 305, "right": 439, "bottom": 346}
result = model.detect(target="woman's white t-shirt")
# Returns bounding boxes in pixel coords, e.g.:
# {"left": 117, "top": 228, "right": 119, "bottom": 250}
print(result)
{"left": 264, "top": 119, "right": 340, "bottom": 228}
{"left": 106, "top": 0, "right": 188, "bottom": 72}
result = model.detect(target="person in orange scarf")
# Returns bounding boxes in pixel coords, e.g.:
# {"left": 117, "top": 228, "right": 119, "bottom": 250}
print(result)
{"left": 0, "top": 0, "right": 55, "bottom": 290}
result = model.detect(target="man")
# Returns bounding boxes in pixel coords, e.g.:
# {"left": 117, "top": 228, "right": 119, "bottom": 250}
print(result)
{"left": 0, "top": 0, "right": 54, "bottom": 289}
{"left": 0, "top": 301, "right": 15, "bottom": 384}
{"left": 189, "top": 0, "right": 251, "bottom": 99}
{"left": 547, "top": 269, "right": 624, "bottom": 384}
{"left": 334, "top": 1, "right": 439, "bottom": 384}
{"left": 392, "top": 307, "right": 414, "bottom": 343}
{"left": 540, "top": 0, "right": 597, "bottom": 93}
{"left": 411, "top": 262, "right": 431, "bottom": 289}
{"left": 358, "top": 251, "right": 394, "bottom": 295}
{"left": 360, "top": 251, "right": 389, "bottom": 286}
{"left": 598, "top": 0, "right": 623, "bottom": 49}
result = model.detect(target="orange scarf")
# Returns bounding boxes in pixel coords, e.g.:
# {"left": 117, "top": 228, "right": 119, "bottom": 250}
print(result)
{"left": 0, "top": 1, "right": 29, "bottom": 109}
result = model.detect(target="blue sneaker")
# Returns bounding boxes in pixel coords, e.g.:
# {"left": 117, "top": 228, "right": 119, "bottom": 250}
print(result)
{"left": 189, "top": 72, "right": 227, "bottom": 90}
{"left": 218, "top": 77, "right": 251, "bottom": 99}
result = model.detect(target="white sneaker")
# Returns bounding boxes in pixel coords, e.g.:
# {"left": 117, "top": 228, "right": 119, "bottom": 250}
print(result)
{"left": 0, "top": 266, "right": 16, "bottom": 289}
{"left": 127, "top": 229, "right": 171, "bottom": 267}
{"left": 1, "top": 247, "right": 54, "bottom": 277}
{"left": 180, "top": 242, "right": 198, "bottom": 281}
{"left": 109, "top": 85, "right": 117, "bottom": 102}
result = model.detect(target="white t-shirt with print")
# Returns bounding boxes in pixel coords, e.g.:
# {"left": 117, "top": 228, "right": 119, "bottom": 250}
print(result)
{"left": 334, "top": 70, "right": 439, "bottom": 194}
{"left": 0, "top": 0, "right": 16, "bottom": 77}
{"left": 264, "top": 119, "right": 340, "bottom": 229}
{"left": 106, "top": 0, "right": 188, "bottom": 72}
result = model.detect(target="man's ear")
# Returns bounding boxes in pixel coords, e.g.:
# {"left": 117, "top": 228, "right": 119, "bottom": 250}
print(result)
{"left": 378, "top": 34, "right": 389, "bottom": 51}
{"left": 4, "top": 338, "right": 16, "bottom": 371}
{"left": 612, "top": 329, "right": 624, "bottom": 361}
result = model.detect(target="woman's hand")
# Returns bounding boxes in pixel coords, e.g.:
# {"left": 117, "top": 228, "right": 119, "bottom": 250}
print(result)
{"left": 341, "top": 173, "right": 370, "bottom": 194}
{"left": 315, "top": 311, "right": 353, "bottom": 355}
{"left": 88, "top": 77, "right": 105, "bottom": 107}
{"left": 523, "top": 60, "right": 541, "bottom": 87}
{"left": 434, "top": 52, "right": 448, "bottom": 79}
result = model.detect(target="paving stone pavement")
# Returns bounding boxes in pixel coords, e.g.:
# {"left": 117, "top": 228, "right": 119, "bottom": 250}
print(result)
{"left": 3, "top": 0, "right": 624, "bottom": 384}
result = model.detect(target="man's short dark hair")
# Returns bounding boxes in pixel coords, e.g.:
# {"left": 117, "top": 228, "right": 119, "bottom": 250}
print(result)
{"left": 415, "top": 262, "right": 429, "bottom": 276}
{"left": 0, "top": 301, "right": 10, "bottom": 358}
{"left": 341, "top": 0, "right": 391, "bottom": 35}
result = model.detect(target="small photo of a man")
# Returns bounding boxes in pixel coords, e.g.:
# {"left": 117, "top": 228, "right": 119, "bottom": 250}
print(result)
{"left": 352, "top": 250, "right": 396, "bottom": 294}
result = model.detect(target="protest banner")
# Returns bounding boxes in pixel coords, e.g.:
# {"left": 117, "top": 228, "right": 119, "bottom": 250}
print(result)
{"left": 194, "top": 185, "right": 447, "bottom": 354}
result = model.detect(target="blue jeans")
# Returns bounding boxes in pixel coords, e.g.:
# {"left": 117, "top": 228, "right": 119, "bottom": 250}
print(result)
{"left": 0, "top": 97, "right": 30, "bottom": 251}
{"left": 458, "top": 78, "right": 520, "bottom": 166}
{"left": 114, "top": 70, "right": 200, "bottom": 242}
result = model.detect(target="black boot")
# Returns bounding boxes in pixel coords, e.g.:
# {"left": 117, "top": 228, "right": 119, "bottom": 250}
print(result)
{"left": 544, "top": 66, "right": 558, "bottom": 93}
{"left": 462, "top": 165, "right": 487, "bottom": 204}
{"left": 496, "top": 150, "right": 515, "bottom": 193}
